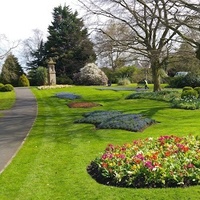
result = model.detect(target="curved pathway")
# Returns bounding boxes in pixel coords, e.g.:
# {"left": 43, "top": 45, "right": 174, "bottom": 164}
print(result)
{"left": 0, "top": 87, "right": 37, "bottom": 173}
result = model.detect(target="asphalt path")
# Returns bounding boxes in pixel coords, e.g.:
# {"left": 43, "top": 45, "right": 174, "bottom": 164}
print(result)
{"left": 0, "top": 87, "right": 37, "bottom": 173}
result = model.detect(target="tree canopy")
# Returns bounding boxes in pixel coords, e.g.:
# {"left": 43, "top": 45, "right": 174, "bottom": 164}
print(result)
{"left": 45, "top": 5, "right": 96, "bottom": 80}
{"left": 0, "top": 53, "right": 24, "bottom": 86}
{"left": 78, "top": 0, "right": 200, "bottom": 91}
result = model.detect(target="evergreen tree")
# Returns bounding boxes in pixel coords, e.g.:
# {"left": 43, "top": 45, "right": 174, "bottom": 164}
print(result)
{"left": 27, "top": 40, "right": 46, "bottom": 70}
{"left": 45, "top": 5, "right": 96, "bottom": 81}
{"left": 0, "top": 53, "right": 24, "bottom": 86}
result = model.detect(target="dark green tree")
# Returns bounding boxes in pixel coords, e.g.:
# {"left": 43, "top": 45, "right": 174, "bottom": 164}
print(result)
{"left": 45, "top": 5, "right": 96, "bottom": 81}
{"left": 0, "top": 53, "right": 24, "bottom": 86}
{"left": 27, "top": 40, "right": 46, "bottom": 70}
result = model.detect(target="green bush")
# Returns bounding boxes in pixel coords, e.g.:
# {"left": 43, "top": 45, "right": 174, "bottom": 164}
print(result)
{"left": 182, "top": 86, "right": 193, "bottom": 91}
{"left": 3, "top": 84, "right": 14, "bottom": 92}
{"left": 194, "top": 87, "right": 200, "bottom": 97}
{"left": 181, "top": 89, "right": 198, "bottom": 99}
{"left": 88, "top": 135, "right": 200, "bottom": 188}
{"left": 117, "top": 78, "right": 131, "bottom": 86}
{"left": 0, "top": 83, "right": 4, "bottom": 91}
{"left": 18, "top": 74, "right": 30, "bottom": 87}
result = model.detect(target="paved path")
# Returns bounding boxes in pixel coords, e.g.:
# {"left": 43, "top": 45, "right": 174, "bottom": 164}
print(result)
{"left": 0, "top": 87, "right": 37, "bottom": 173}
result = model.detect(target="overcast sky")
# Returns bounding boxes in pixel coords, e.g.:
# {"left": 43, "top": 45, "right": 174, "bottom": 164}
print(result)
{"left": 0, "top": 0, "right": 80, "bottom": 41}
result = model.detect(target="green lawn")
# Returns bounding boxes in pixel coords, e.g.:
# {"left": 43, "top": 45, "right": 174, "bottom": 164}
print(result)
{"left": 0, "top": 85, "right": 199, "bottom": 200}
{"left": 0, "top": 91, "right": 15, "bottom": 117}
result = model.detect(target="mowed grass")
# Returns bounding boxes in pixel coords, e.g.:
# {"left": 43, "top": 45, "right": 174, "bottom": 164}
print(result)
{"left": 0, "top": 91, "right": 15, "bottom": 110}
{"left": 0, "top": 85, "right": 200, "bottom": 200}
{"left": 0, "top": 91, "right": 15, "bottom": 117}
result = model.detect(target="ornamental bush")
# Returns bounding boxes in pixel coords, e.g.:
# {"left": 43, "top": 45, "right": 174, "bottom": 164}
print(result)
{"left": 73, "top": 63, "right": 108, "bottom": 85}
{"left": 18, "top": 74, "right": 30, "bottom": 87}
{"left": 2, "top": 84, "right": 14, "bottom": 92}
{"left": 88, "top": 135, "right": 200, "bottom": 188}
{"left": 181, "top": 89, "right": 198, "bottom": 99}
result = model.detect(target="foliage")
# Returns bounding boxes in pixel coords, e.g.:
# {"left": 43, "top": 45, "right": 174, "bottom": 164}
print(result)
{"left": 56, "top": 74, "right": 73, "bottom": 85}
{"left": 126, "top": 90, "right": 180, "bottom": 102}
{"left": 1, "top": 84, "right": 14, "bottom": 92}
{"left": 88, "top": 135, "right": 200, "bottom": 188}
{"left": 171, "top": 96, "right": 200, "bottom": 110}
{"left": 182, "top": 86, "right": 193, "bottom": 91}
{"left": 0, "top": 83, "right": 4, "bottom": 91}
{"left": 168, "top": 73, "right": 200, "bottom": 88}
{"left": 35, "top": 67, "right": 48, "bottom": 86}
{"left": 117, "top": 78, "right": 131, "bottom": 86}
{"left": 18, "top": 74, "right": 30, "bottom": 87}
{"left": 45, "top": 5, "right": 96, "bottom": 80}
{"left": 181, "top": 89, "right": 198, "bottom": 99}
{"left": 194, "top": 87, "right": 200, "bottom": 96}
{"left": 55, "top": 92, "right": 81, "bottom": 100}
{"left": 0, "top": 53, "right": 23, "bottom": 86}
{"left": 73, "top": 63, "right": 108, "bottom": 85}
{"left": 75, "top": 110, "right": 155, "bottom": 132}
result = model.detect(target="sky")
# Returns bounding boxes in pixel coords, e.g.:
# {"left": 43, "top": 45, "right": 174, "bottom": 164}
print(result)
{"left": 0, "top": 0, "right": 81, "bottom": 68}
{"left": 0, "top": 0, "right": 80, "bottom": 41}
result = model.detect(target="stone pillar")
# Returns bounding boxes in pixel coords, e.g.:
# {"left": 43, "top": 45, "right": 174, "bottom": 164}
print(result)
{"left": 48, "top": 58, "right": 56, "bottom": 85}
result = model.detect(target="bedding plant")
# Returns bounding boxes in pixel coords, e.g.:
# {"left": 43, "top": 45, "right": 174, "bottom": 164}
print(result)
{"left": 88, "top": 135, "right": 200, "bottom": 188}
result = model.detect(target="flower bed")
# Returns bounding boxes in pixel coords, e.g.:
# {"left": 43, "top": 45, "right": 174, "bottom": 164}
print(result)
{"left": 67, "top": 102, "right": 102, "bottom": 108}
{"left": 87, "top": 135, "right": 200, "bottom": 188}
{"left": 55, "top": 92, "right": 81, "bottom": 100}
{"left": 75, "top": 110, "right": 156, "bottom": 132}
{"left": 37, "top": 85, "right": 72, "bottom": 90}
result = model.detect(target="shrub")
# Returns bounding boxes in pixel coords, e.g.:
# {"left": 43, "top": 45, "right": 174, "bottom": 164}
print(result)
{"left": 18, "top": 74, "right": 30, "bottom": 87}
{"left": 181, "top": 89, "right": 198, "bottom": 99}
{"left": 75, "top": 110, "right": 155, "bottom": 132}
{"left": 182, "top": 86, "right": 193, "bottom": 91}
{"left": 0, "top": 83, "right": 4, "bottom": 91}
{"left": 73, "top": 63, "right": 108, "bottom": 85}
{"left": 3, "top": 84, "right": 14, "bottom": 92}
{"left": 117, "top": 78, "right": 131, "bottom": 86}
{"left": 168, "top": 73, "right": 200, "bottom": 88}
{"left": 194, "top": 87, "right": 200, "bottom": 97}
{"left": 126, "top": 90, "right": 180, "bottom": 102}
{"left": 88, "top": 135, "right": 200, "bottom": 188}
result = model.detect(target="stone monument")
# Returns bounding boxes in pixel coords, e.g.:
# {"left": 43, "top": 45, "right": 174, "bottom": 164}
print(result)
{"left": 48, "top": 58, "right": 56, "bottom": 85}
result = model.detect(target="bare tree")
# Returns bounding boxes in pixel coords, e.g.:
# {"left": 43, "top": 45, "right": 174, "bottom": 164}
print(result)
{"left": 78, "top": 0, "right": 199, "bottom": 91}
{"left": 0, "top": 34, "right": 19, "bottom": 60}
{"left": 22, "top": 29, "right": 45, "bottom": 69}
{"left": 95, "top": 22, "right": 134, "bottom": 70}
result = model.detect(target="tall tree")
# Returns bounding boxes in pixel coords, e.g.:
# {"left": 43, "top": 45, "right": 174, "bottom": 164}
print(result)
{"left": 0, "top": 53, "right": 24, "bottom": 86}
{"left": 45, "top": 5, "right": 96, "bottom": 80}
{"left": 78, "top": 0, "right": 199, "bottom": 91}
{"left": 95, "top": 22, "right": 133, "bottom": 71}
{"left": 22, "top": 29, "right": 46, "bottom": 70}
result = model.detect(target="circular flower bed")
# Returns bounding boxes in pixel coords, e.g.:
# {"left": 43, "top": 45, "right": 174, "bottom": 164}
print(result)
{"left": 87, "top": 135, "right": 200, "bottom": 188}
{"left": 67, "top": 102, "right": 102, "bottom": 108}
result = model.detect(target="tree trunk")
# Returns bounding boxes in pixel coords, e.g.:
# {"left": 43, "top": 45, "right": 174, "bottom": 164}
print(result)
{"left": 151, "top": 58, "right": 162, "bottom": 92}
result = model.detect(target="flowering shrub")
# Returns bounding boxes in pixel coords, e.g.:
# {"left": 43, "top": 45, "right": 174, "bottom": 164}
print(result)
{"left": 55, "top": 92, "right": 81, "bottom": 100}
{"left": 73, "top": 63, "right": 108, "bottom": 85}
{"left": 75, "top": 110, "right": 155, "bottom": 132}
{"left": 88, "top": 135, "right": 200, "bottom": 188}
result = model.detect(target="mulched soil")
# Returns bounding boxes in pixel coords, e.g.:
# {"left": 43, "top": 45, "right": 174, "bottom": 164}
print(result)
{"left": 67, "top": 102, "right": 102, "bottom": 108}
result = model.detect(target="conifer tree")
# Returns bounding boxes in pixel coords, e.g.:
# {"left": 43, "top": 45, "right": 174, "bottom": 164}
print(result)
{"left": 45, "top": 5, "right": 96, "bottom": 81}
{"left": 0, "top": 53, "right": 24, "bottom": 86}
